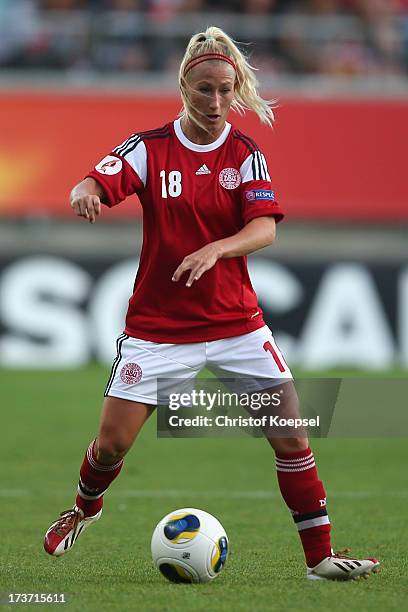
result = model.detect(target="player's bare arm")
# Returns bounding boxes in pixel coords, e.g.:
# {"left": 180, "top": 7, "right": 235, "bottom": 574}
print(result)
{"left": 70, "top": 177, "right": 106, "bottom": 224}
{"left": 172, "top": 216, "right": 276, "bottom": 287}
{"left": 216, "top": 216, "right": 276, "bottom": 258}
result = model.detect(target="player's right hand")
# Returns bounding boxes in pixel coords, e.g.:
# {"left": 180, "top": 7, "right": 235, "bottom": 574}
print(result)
{"left": 70, "top": 194, "right": 101, "bottom": 224}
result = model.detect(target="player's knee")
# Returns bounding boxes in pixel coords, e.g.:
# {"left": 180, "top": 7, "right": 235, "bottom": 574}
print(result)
{"left": 96, "top": 433, "right": 130, "bottom": 463}
{"left": 268, "top": 436, "right": 309, "bottom": 454}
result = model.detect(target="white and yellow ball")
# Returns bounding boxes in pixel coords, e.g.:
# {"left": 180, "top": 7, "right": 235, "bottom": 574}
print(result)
{"left": 151, "top": 507, "right": 228, "bottom": 583}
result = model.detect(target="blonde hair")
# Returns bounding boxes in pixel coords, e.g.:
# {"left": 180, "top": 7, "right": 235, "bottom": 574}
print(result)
{"left": 179, "top": 26, "right": 275, "bottom": 131}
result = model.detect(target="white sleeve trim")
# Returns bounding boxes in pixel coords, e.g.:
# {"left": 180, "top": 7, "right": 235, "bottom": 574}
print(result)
{"left": 123, "top": 140, "right": 147, "bottom": 187}
{"left": 112, "top": 135, "right": 147, "bottom": 187}
{"left": 240, "top": 152, "right": 271, "bottom": 183}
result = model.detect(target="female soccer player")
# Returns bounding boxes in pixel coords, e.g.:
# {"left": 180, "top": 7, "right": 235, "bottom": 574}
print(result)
{"left": 43, "top": 27, "right": 379, "bottom": 581}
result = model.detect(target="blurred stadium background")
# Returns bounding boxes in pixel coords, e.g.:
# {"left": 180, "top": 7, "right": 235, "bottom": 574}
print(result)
{"left": 0, "top": 0, "right": 407, "bottom": 372}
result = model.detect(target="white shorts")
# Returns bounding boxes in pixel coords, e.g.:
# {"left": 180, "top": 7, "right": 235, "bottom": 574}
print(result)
{"left": 104, "top": 325, "right": 292, "bottom": 406}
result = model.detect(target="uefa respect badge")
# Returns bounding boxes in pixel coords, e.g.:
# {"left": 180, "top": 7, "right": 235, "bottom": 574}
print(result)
{"left": 245, "top": 189, "right": 275, "bottom": 201}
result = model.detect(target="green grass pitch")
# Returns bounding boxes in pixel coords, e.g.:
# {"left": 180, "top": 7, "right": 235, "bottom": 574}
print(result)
{"left": 1, "top": 366, "right": 407, "bottom": 611}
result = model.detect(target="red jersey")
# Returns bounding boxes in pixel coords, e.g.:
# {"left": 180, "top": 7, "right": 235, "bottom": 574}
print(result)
{"left": 87, "top": 119, "right": 284, "bottom": 343}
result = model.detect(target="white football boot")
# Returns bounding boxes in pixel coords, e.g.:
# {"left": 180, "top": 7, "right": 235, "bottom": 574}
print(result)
{"left": 44, "top": 506, "right": 102, "bottom": 557}
{"left": 307, "top": 549, "right": 380, "bottom": 581}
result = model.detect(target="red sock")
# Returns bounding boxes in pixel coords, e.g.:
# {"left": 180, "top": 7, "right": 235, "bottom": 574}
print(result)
{"left": 75, "top": 439, "right": 123, "bottom": 517}
{"left": 275, "top": 447, "right": 331, "bottom": 567}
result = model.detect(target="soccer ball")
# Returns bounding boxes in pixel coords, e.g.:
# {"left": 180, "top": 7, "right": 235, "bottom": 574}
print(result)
{"left": 151, "top": 507, "right": 228, "bottom": 583}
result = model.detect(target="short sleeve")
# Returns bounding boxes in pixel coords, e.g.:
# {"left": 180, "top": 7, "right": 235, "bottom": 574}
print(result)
{"left": 86, "top": 136, "right": 147, "bottom": 207}
{"left": 239, "top": 152, "right": 284, "bottom": 224}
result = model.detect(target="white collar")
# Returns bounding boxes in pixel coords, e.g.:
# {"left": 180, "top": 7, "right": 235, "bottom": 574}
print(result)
{"left": 173, "top": 117, "right": 231, "bottom": 152}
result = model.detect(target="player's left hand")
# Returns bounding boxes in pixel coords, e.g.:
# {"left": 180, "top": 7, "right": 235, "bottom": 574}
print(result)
{"left": 172, "top": 243, "right": 221, "bottom": 287}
